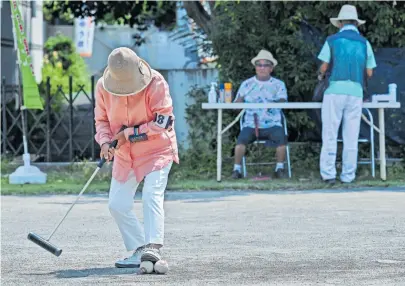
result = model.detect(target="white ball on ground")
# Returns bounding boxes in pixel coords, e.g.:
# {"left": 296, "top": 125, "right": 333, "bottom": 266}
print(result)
{"left": 154, "top": 260, "right": 169, "bottom": 274}
{"left": 140, "top": 261, "right": 154, "bottom": 274}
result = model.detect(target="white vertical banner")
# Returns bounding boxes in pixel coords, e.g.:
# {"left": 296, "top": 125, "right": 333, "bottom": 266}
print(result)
{"left": 74, "top": 17, "right": 95, "bottom": 57}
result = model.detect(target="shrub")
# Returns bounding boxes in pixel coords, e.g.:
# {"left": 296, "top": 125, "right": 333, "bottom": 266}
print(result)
{"left": 42, "top": 33, "right": 90, "bottom": 104}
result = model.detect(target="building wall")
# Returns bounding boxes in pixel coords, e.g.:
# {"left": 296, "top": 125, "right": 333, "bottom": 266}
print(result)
{"left": 1, "top": 0, "right": 18, "bottom": 85}
{"left": 1, "top": 0, "right": 44, "bottom": 85}
{"left": 30, "top": 0, "right": 44, "bottom": 83}
{"left": 46, "top": 24, "right": 200, "bottom": 76}
{"left": 160, "top": 68, "right": 218, "bottom": 148}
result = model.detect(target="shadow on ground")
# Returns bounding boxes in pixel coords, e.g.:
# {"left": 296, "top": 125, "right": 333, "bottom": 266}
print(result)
{"left": 42, "top": 267, "right": 139, "bottom": 278}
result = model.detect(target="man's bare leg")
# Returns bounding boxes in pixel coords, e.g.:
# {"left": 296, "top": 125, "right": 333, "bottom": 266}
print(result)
{"left": 234, "top": 144, "right": 246, "bottom": 165}
{"left": 276, "top": 145, "right": 286, "bottom": 163}
{"left": 232, "top": 144, "right": 246, "bottom": 178}
{"left": 275, "top": 145, "right": 286, "bottom": 178}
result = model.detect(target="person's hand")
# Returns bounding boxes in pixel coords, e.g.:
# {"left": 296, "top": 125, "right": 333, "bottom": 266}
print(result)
{"left": 100, "top": 142, "right": 114, "bottom": 162}
{"left": 112, "top": 130, "right": 127, "bottom": 149}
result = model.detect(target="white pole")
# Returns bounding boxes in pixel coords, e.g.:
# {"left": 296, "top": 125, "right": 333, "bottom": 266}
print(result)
{"left": 8, "top": 0, "right": 47, "bottom": 184}
{"left": 378, "top": 108, "right": 386, "bottom": 181}
{"left": 11, "top": 1, "right": 30, "bottom": 166}
{"left": 217, "top": 109, "right": 222, "bottom": 182}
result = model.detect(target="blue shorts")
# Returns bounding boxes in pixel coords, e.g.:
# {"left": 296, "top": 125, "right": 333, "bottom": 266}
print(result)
{"left": 237, "top": 126, "right": 287, "bottom": 147}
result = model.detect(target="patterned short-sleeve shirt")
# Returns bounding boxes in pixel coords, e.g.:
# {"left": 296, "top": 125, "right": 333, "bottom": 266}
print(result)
{"left": 235, "top": 76, "right": 288, "bottom": 128}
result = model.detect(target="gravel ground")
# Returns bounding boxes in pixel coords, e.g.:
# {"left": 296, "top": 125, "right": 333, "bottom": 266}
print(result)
{"left": 2, "top": 188, "right": 405, "bottom": 286}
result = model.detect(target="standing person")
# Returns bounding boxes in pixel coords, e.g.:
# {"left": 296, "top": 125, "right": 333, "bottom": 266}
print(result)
{"left": 317, "top": 5, "right": 376, "bottom": 184}
{"left": 94, "top": 47, "right": 179, "bottom": 268}
{"left": 232, "top": 50, "right": 288, "bottom": 179}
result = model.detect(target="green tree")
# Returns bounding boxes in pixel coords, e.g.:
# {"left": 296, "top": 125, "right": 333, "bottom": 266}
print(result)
{"left": 43, "top": 1, "right": 177, "bottom": 35}
{"left": 44, "top": 1, "right": 177, "bottom": 46}
{"left": 42, "top": 33, "right": 90, "bottom": 102}
{"left": 46, "top": 1, "right": 405, "bottom": 172}
{"left": 207, "top": 1, "right": 405, "bottom": 140}
{"left": 181, "top": 1, "right": 405, "bottom": 175}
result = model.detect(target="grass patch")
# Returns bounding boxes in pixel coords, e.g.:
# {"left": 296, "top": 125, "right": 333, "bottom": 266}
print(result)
{"left": 167, "top": 178, "right": 405, "bottom": 191}
{"left": 1, "top": 159, "right": 404, "bottom": 195}
{"left": 1, "top": 173, "right": 404, "bottom": 195}
{"left": 1, "top": 180, "right": 109, "bottom": 195}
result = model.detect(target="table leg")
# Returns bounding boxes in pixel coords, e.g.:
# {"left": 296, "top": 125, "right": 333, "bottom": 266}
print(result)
{"left": 217, "top": 109, "right": 222, "bottom": 182}
{"left": 378, "top": 108, "right": 386, "bottom": 181}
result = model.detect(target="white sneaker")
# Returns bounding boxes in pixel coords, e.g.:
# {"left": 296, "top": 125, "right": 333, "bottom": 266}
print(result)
{"left": 115, "top": 247, "right": 145, "bottom": 268}
{"left": 141, "top": 247, "right": 162, "bottom": 263}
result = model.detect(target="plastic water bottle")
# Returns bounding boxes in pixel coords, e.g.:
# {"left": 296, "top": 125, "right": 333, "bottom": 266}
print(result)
{"left": 208, "top": 82, "right": 217, "bottom": 103}
{"left": 219, "top": 83, "right": 225, "bottom": 103}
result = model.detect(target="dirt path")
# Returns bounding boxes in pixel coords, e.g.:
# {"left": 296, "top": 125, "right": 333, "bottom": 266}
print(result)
{"left": 2, "top": 189, "right": 405, "bottom": 285}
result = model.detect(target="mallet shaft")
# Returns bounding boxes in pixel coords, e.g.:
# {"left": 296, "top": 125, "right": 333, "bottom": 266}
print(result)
{"left": 31, "top": 125, "right": 127, "bottom": 253}
{"left": 47, "top": 167, "right": 101, "bottom": 241}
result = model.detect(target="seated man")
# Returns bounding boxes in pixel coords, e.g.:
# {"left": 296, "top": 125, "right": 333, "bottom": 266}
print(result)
{"left": 232, "top": 49, "right": 288, "bottom": 179}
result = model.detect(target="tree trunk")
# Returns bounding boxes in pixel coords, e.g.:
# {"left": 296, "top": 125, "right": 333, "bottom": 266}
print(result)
{"left": 183, "top": 1, "right": 213, "bottom": 36}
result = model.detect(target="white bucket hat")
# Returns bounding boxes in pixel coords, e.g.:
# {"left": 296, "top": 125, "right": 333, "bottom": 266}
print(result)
{"left": 103, "top": 47, "right": 152, "bottom": 96}
{"left": 251, "top": 49, "right": 278, "bottom": 67}
{"left": 330, "top": 5, "right": 366, "bottom": 28}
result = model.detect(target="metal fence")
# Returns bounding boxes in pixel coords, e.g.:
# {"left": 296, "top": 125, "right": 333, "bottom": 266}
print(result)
{"left": 1, "top": 76, "right": 98, "bottom": 162}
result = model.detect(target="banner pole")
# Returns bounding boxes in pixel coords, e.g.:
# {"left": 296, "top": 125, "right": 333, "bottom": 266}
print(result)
{"left": 9, "top": 0, "right": 46, "bottom": 184}
{"left": 11, "top": 1, "right": 30, "bottom": 164}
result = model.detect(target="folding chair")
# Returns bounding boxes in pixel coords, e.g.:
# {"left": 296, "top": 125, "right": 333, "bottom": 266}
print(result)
{"left": 240, "top": 110, "right": 292, "bottom": 178}
{"left": 337, "top": 108, "right": 375, "bottom": 177}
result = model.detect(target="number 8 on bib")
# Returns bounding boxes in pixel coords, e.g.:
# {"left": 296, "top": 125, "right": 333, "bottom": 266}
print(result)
{"left": 153, "top": 113, "right": 173, "bottom": 129}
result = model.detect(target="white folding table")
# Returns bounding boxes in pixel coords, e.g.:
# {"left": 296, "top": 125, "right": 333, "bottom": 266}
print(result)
{"left": 201, "top": 102, "right": 401, "bottom": 182}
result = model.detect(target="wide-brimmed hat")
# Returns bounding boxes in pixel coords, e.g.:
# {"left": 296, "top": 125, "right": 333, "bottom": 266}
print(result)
{"left": 330, "top": 5, "right": 366, "bottom": 28}
{"left": 103, "top": 47, "right": 152, "bottom": 96}
{"left": 251, "top": 49, "right": 278, "bottom": 67}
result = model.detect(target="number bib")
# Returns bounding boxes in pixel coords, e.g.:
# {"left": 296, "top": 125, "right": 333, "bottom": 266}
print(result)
{"left": 153, "top": 113, "right": 173, "bottom": 129}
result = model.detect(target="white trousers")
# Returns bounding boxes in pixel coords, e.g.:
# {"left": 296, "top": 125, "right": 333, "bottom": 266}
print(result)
{"left": 320, "top": 94, "right": 362, "bottom": 183}
{"left": 108, "top": 162, "right": 172, "bottom": 251}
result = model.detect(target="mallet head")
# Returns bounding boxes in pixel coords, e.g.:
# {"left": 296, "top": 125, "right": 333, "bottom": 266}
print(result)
{"left": 27, "top": 232, "right": 62, "bottom": 257}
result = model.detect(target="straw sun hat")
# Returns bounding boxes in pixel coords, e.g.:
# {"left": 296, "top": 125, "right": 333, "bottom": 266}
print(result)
{"left": 102, "top": 47, "right": 152, "bottom": 96}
